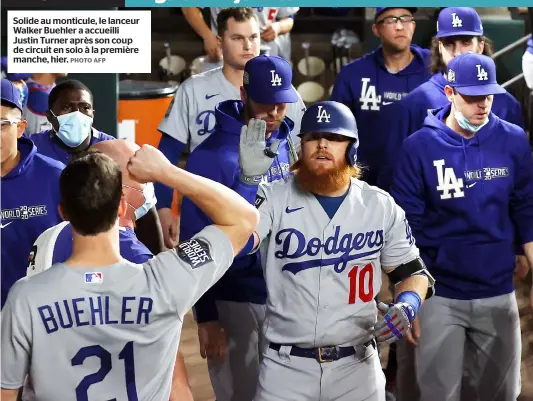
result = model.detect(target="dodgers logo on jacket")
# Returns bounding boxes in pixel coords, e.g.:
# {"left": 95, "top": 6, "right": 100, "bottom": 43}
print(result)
{"left": 275, "top": 226, "right": 384, "bottom": 274}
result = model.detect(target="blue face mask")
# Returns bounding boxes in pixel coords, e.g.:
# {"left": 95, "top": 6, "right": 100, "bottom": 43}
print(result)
{"left": 124, "top": 183, "right": 158, "bottom": 221}
{"left": 19, "top": 84, "right": 28, "bottom": 109}
{"left": 52, "top": 110, "right": 93, "bottom": 148}
{"left": 453, "top": 98, "right": 489, "bottom": 133}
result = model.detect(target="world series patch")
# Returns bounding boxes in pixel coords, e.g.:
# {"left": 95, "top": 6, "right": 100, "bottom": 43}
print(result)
{"left": 254, "top": 195, "right": 265, "bottom": 209}
{"left": 177, "top": 238, "right": 213, "bottom": 269}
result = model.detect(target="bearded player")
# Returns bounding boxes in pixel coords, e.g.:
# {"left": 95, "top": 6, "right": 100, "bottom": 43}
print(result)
{"left": 230, "top": 100, "right": 435, "bottom": 400}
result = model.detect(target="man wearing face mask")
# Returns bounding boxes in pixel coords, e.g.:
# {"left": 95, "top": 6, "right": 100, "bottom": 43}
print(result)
{"left": 180, "top": 55, "right": 298, "bottom": 401}
{"left": 29, "top": 79, "right": 114, "bottom": 163}
{"left": 23, "top": 139, "right": 194, "bottom": 401}
{"left": 377, "top": 7, "right": 524, "bottom": 192}
{"left": 391, "top": 52, "right": 533, "bottom": 401}
{"left": 30, "top": 79, "right": 164, "bottom": 255}
{"left": 0, "top": 79, "right": 65, "bottom": 309}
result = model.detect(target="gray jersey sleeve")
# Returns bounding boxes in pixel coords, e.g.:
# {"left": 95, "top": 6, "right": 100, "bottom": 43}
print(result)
{"left": 158, "top": 82, "right": 191, "bottom": 144}
{"left": 380, "top": 198, "right": 420, "bottom": 272}
{"left": 253, "top": 184, "right": 275, "bottom": 247}
{"left": 277, "top": 7, "right": 300, "bottom": 18}
{"left": 1, "top": 288, "right": 31, "bottom": 389}
{"left": 145, "top": 225, "right": 234, "bottom": 318}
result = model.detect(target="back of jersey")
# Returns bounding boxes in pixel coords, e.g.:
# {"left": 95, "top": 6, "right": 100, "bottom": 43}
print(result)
{"left": 2, "top": 225, "right": 233, "bottom": 401}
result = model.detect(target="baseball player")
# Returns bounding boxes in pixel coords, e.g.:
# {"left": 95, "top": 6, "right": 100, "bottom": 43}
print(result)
{"left": 178, "top": 54, "right": 299, "bottom": 401}
{"left": 29, "top": 79, "right": 114, "bottom": 164}
{"left": 157, "top": 7, "right": 305, "bottom": 248}
{"left": 1, "top": 56, "right": 32, "bottom": 111}
{"left": 331, "top": 7, "right": 431, "bottom": 186}
{"left": 378, "top": 7, "right": 524, "bottom": 191}
{"left": 182, "top": 7, "right": 299, "bottom": 61}
{"left": 0, "top": 79, "right": 64, "bottom": 309}
{"left": 23, "top": 73, "right": 69, "bottom": 135}
{"left": 391, "top": 53, "right": 533, "bottom": 401}
{"left": 23, "top": 139, "right": 194, "bottom": 401}
{"left": 231, "top": 100, "right": 434, "bottom": 401}
{"left": 0, "top": 144, "right": 259, "bottom": 401}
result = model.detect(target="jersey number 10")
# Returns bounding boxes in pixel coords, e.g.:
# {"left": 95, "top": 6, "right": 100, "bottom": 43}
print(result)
{"left": 72, "top": 341, "right": 138, "bottom": 401}
{"left": 348, "top": 264, "right": 374, "bottom": 304}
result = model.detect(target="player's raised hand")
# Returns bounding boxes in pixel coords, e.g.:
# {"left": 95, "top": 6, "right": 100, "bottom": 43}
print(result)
{"left": 373, "top": 301, "right": 415, "bottom": 345}
{"left": 127, "top": 144, "right": 172, "bottom": 183}
{"left": 238, "top": 118, "right": 280, "bottom": 185}
{"left": 204, "top": 33, "right": 222, "bottom": 62}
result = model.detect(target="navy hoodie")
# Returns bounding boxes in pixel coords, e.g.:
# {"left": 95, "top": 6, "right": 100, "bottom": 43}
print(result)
{"left": 391, "top": 104, "right": 533, "bottom": 300}
{"left": 180, "top": 100, "right": 293, "bottom": 323}
{"left": 331, "top": 45, "right": 431, "bottom": 185}
{"left": 378, "top": 73, "right": 524, "bottom": 191}
{"left": 1, "top": 137, "right": 65, "bottom": 307}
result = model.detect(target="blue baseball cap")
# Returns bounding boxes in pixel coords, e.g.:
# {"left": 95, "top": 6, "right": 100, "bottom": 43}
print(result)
{"left": 1, "top": 78, "right": 24, "bottom": 112}
{"left": 1, "top": 57, "right": 33, "bottom": 81}
{"left": 446, "top": 53, "right": 505, "bottom": 96}
{"left": 436, "top": 8, "right": 483, "bottom": 38}
{"left": 243, "top": 55, "right": 299, "bottom": 104}
{"left": 375, "top": 7, "right": 417, "bottom": 21}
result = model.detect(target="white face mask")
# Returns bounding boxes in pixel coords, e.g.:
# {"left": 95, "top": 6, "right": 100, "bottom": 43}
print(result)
{"left": 452, "top": 97, "right": 489, "bottom": 133}
{"left": 123, "top": 183, "right": 157, "bottom": 221}
{"left": 51, "top": 110, "right": 93, "bottom": 147}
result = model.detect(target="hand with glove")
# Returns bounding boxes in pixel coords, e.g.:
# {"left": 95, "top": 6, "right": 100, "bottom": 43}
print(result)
{"left": 238, "top": 118, "right": 280, "bottom": 185}
{"left": 373, "top": 291, "right": 421, "bottom": 346}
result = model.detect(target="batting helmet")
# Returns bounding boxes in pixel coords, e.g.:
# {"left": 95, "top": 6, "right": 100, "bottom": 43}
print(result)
{"left": 298, "top": 101, "right": 359, "bottom": 166}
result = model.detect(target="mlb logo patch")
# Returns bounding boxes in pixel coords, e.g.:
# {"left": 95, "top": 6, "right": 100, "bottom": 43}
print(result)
{"left": 85, "top": 272, "right": 103, "bottom": 284}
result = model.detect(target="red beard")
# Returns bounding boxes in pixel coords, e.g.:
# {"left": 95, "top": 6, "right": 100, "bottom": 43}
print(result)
{"left": 294, "top": 154, "right": 356, "bottom": 194}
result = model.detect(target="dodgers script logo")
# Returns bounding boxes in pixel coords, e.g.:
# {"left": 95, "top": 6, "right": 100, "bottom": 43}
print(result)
{"left": 196, "top": 110, "right": 216, "bottom": 136}
{"left": 275, "top": 226, "right": 384, "bottom": 274}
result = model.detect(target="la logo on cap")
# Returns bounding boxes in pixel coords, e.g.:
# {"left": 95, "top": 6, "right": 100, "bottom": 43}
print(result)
{"left": 447, "top": 69, "right": 456, "bottom": 82}
{"left": 451, "top": 12, "right": 462, "bottom": 28}
{"left": 270, "top": 70, "right": 282, "bottom": 87}
{"left": 476, "top": 64, "right": 488, "bottom": 81}
{"left": 316, "top": 105, "right": 331, "bottom": 123}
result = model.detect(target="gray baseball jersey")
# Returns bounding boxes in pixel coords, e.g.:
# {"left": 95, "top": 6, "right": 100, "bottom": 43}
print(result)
{"left": 158, "top": 67, "right": 305, "bottom": 154}
{"left": 1, "top": 225, "right": 233, "bottom": 401}
{"left": 208, "top": 8, "right": 299, "bottom": 60}
{"left": 254, "top": 177, "right": 419, "bottom": 348}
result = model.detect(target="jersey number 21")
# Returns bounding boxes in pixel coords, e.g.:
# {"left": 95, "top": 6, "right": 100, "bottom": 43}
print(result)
{"left": 72, "top": 341, "right": 138, "bottom": 401}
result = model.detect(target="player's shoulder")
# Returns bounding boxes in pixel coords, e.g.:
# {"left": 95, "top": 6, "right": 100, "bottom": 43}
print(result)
{"left": 351, "top": 178, "right": 393, "bottom": 200}
{"left": 186, "top": 67, "right": 223, "bottom": 87}
{"left": 495, "top": 89, "right": 521, "bottom": 108}
{"left": 259, "top": 175, "right": 293, "bottom": 196}
{"left": 93, "top": 130, "right": 116, "bottom": 142}
{"left": 338, "top": 52, "right": 376, "bottom": 79}
{"left": 33, "top": 151, "right": 66, "bottom": 173}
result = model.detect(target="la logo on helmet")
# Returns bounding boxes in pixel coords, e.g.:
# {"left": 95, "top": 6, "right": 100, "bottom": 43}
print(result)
{"left": 316, "top": 106, "right": 331, "bottom": 123}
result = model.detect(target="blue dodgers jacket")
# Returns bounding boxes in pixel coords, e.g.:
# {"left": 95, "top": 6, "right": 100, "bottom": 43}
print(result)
{"left": 391, "top": 104, "right": 533, "bottom": 300}
{"left": 331, "top": 45, "right": 431, "bottom": 185}
{"left": 1, "top": 137, "right": 65, "bottom": 307}
{"left": 378, "top": 73, "right": 525, "bottom": 191}
{"left": 180, "top": 100, "right": 293, "bottom": 323}
{"left": 31, "top": 128, "right": 115, "bottom": 165}
{"left": 52, "top": 224, "right": 153, "bottom": 265}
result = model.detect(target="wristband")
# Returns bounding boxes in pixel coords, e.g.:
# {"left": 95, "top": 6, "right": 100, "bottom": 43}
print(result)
{"left": 396, "top": 291, "right": 421, "bottom": 321}
{"left": 239, "top": 172, "right": 263, "bottom": 185}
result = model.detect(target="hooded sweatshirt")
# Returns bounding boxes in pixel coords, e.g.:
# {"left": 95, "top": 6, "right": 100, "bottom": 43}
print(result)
{"left": 180, "top": 100, "right": 293, "bottom": 322}
{"left": 331, "top": 44, "right": 431, "bottom": 185}
{"left": 391, "top": 104, "right": 533, "bottom": 300}
{"left": 1, "top": 137, "right": 65, "bottom": 307}
{"left": 378, "top": 73, "right": 525, "bottom": 191}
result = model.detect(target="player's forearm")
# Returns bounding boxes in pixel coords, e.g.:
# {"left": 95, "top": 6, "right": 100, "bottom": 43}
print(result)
{"left": 169, "top": 351, "right": 194, "bottom": 401}
{"left": 275, "top": 18, "right": 294, "bottom": 35}
{"left": 521, "top": 242, "right": 533, "bottom": 273}
{"left": 159, "top": 165, "right": 258, "bottom": 231}
{"left": 182, "top": 8, "right": 214, "bottom": 40}
{"left": 394, "top": 274, "right": 429, "bottom": 302}
{"left": 0, "top": 388, "right": 21, "bottom": 401}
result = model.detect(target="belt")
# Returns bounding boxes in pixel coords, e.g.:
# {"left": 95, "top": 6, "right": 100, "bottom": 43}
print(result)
{"left": 269, "top": 339, "right": 376, "bottom": 363}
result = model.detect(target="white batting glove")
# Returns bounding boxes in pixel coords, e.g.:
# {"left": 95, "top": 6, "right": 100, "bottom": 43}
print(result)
{"left": 238, "top": 118, "right": 280, "bottom": 185}
{"left": 373, "top": 301, "right": 415, "bottom": 345}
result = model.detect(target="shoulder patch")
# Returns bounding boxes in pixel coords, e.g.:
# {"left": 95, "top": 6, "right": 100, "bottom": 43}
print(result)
{"left": 254, "top": 195, "right": 265, "bottom": 209}
{"left": 177, "top": 238, "right": 213, "bottom": 269}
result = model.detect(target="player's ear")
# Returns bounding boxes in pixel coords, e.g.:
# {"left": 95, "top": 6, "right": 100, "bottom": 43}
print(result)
{"left": 216, "top": 35, "right": 222, "bottom": 47}
{"left": 371, "top": 23, "right": 380, "bottom": 39}
{"left": 444, "top": 85, "right": 454, "bottom": 102}
{"left": 117, "top": 196, "right": 128, "bottom": 219}
{"left": 58, "top": 204, "right": 67, "bottom": 222}
{"left": 17, "top": 120, "right": 27, "bottom": 139}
